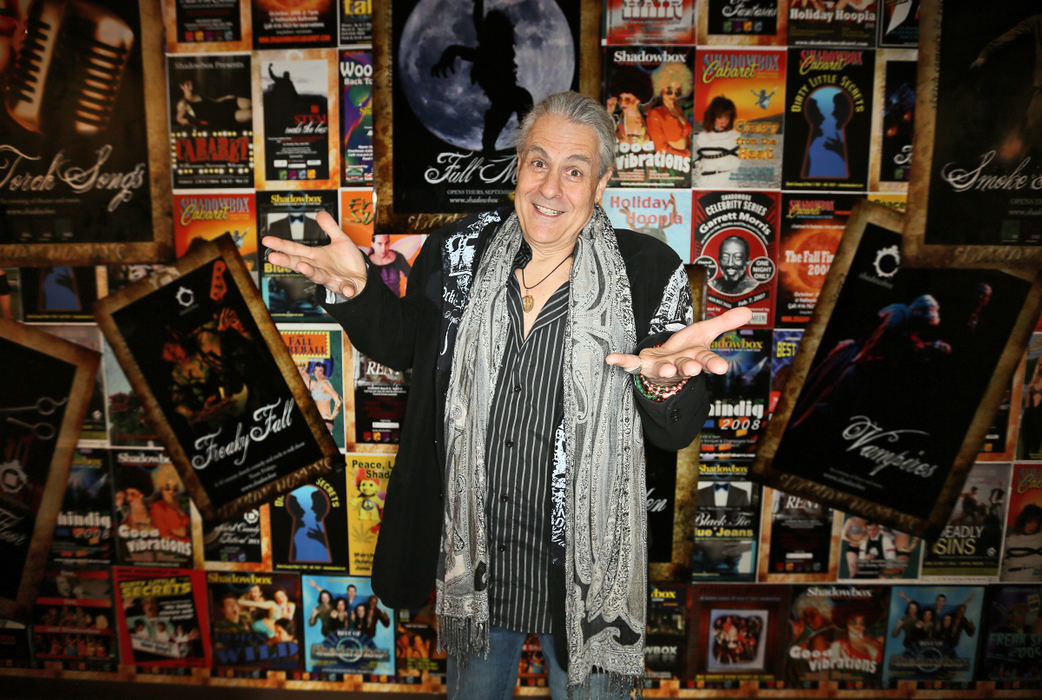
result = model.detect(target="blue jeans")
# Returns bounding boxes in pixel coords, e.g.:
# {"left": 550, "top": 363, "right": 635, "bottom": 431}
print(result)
{"left": 446, "top": 626, "right": 628, "bottom": 700}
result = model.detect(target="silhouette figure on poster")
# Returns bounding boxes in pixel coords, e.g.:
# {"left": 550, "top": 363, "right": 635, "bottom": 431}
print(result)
{"left": 287, "top": 485, "right": 332, "bottom": 563}
{"left": 802, "top": 86, "right": 851, "bottom": 179}
{"left": 430, "top": 0, "right": 533, "bottom": 154}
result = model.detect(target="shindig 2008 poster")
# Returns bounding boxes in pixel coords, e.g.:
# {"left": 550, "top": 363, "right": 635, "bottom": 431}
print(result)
{"left": 391, "top": 0, "right": 580, "bottom": 213}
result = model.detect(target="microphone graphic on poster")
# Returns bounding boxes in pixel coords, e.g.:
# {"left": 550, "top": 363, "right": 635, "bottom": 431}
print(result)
{"left": 5, "top": 0, "right": 134, "bottom": 137}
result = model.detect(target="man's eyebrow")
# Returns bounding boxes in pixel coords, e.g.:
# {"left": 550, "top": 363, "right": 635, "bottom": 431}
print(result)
{"left": 523, "top": 145, "right": 593, "bottom": 165}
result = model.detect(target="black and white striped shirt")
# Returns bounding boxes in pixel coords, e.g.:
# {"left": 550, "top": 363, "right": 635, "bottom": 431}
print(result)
{"left": 485, "top": 255, "right": 568, "bottom": 634}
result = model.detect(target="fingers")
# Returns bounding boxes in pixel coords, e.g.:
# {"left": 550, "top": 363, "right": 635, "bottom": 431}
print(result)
{"left": 604, "top": 352, "right": 640, "bottom": 372}
{"left": 315, "top": 210, "right": 350, "bottom": 241}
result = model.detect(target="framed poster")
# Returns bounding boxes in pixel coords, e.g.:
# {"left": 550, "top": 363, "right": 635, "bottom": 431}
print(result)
{"left": 904, "top": 0, "right": 1042, "bottom": 268}
{"left": 0, "top": 320, "right": 99, "bottom": 621}
{"left": 373, "top": 0, "right": 600, "bottom": 234}
{"left": 0, "top": 0, "right": 172, "bottom": 266}
{"left": 752, "top": 202, "right": 1042, "bottom": 539}
{"left": 94, "top": 236, "right": 339, "bottom": 524}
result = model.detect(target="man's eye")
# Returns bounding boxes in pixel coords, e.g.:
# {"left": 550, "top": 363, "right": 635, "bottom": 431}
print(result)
{"left": 531, "top": 159, "right": 546, "bottom": 169}
{"left": 568, "top": 168, "right": 583, "bottom": 178}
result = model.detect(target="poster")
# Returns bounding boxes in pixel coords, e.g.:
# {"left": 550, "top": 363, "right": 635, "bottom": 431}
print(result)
{"left": 692, "top": 48, "right": 786, "bottom": 190}
{"left": 978, "top": 584, "right": 1042, "bottom": 686}
{"left": 340, "top": 0, "right": 372, "bottom": 45}
{"left": 643, "top": 443, "right": 679, "bottom": 564}
{"left": 200, "top": 506, "right": 268, "bottom": 570}
{"left": 102, "top": 337, "right": 160, "bottom": 449}
{"left": 345, "top": 455, "right": 393, "bottom": 575}
{"left": 699, "top": 329, "right": 771, "bottom": 457}
{"left": 754, "top": 203, "right": 1039, "bottom": 538}
{"left": 395, "top": 594, "right": 446, "bottom": 678}
{"left": 906, "top": 0, "right": 1042, "bottom": 268}
{"left": 206, "top": 570, "right": 302, "bottom": 673}
{"left": 169, "top": 0, "right": 244, "bottom": 49}
{"left": 280, "top": 326, "right": 346, "bottom": 451}
{"left": 174, "top": 192, "right": 258, "bottom": 269}
{"left": 760, "top": 488, "right": 838, "bottom": 580}
{"left": 390, "top": 0, "right": 580, "bottom": 213}
{"left": 869, "top": 50, "right": 917, "bottom": 193}
{"left": 36, "top": 325, "right": 108, "bottom": 444}
{"left": 340, "top": 50, "right": 374, "bottom": 185}
{"left": 775, "top": 194, "right": 855, "bottom": 328}
{"left": 112, "top": 449, "right": 194, "bottom": 567}
{"left": 0, "top": 0, "right": 171, "bottom": 266}
{"left": 1001, "top": 464, "right": 1042, "bottom": 582}
{"left": 0, "top": 269, "right": 21, "bottom": 322}
{"left": 787, "top": 1, "right": 878, "bottom": 47}
{"left": 693, "top": 190, "right": 779, "bottom": 327}
{"left": 168, "top": 53, "right": 255, "bottom": 189}
{"left": 770, "top": 328, "right": 801, "bottom": 415}
{"left": 604, "top": 0, "right": 695, "bottom": 44}
{"left": 112, "top": 566, "right": 211, "bottom": 669}
{"left": 604, "top": 46, "right": 694, "bottom": 188}
{"left": 602, "top": 188, "right": 692, "bottom": 262}
{"left": 96, "top": 237, "right": 339, "bottom": 522}
{"left": 881, "top": 585, "right": 984, "bottom": 687}
{"left": 348, "top": 345, "right": 410, "bottom": 450}
{"left": 878, "top": 0, "right": 918, "bottom": 47}
{"left": 697, "top": 0, "right": 786, "bottom": 46}
{"left": 252, "top": 0, "right": 336, "bottom": 48}
{"left": 646, "top": 583, "right": 689, "bottom": 680}
{"left": 1017, "top": 333, "right": 1042, "bottom": 459}
{"left": 300, "top": 574, "right": 394, "bottom": 676}
{"left": 782, "top": 47, "right": 874, "bottom": 191}
{"left": 49, "top": 448, "right": 114, "bottom": 567}
{"left": 692, "top": 457, "right": 761, "bottom": 581}
{"left": 270, "top": 474, "right": 349, "bottom": 573}
{"left": 921, "top": 462, "right": 1009, "bottom": 579}
{"left": 0, "top": 319, "right": 99, "bottom": 621}
{"left": 31, "top": 568, "right": 117, "bottom": 670}
{"left": 18, "top": 267, "right": 101, "bottom": 323}
{"left": 837, "top": 514, "right": 922, "bottom": 581}
{"left": 258, "top": 190, "right": 337, "bottom": 321}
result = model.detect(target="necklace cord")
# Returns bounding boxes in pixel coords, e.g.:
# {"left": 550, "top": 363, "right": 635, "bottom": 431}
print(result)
{"left": 521, "top": 254, "right": 572, "bottom": 292}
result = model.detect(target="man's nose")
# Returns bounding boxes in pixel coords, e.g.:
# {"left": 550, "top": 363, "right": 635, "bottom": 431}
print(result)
{"left": 539, "top": 170, "right": 562, "bottom": 198}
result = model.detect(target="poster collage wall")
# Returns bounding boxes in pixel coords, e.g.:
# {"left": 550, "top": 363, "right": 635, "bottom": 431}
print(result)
{"left": 0, "top": 0, "right": 1041, "bottom": 695}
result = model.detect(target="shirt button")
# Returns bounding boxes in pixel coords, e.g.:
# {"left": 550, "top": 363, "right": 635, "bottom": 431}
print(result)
{"left": 498, "top": 543, "right": 507, "bottom": 552}
{"left": 505, "top": 439, "right": 515, "bottom": 448}
{"left": 500, "top": 494, "right": 509, "bottom": 503}
{"left": 513, "top": 384, "right": 522, "bottom": 393}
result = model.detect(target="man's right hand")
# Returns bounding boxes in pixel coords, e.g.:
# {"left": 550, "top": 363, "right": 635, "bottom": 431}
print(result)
{"left": 262, "top": 211, "right": 369, "bottom": 298}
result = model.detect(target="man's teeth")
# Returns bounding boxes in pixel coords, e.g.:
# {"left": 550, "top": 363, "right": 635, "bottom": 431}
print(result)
{"left": 534, "top": 204, "right": 562, "bottom": 216}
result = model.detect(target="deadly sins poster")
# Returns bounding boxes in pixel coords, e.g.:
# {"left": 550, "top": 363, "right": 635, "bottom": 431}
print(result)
{"left": 391, "top": 0, "right": 580, "bottom": 213}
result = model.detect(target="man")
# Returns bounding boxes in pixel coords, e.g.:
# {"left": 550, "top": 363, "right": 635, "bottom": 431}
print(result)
{"left": 709, "top": 235, "right": 758, "bottom": 295}
{"left": 696, "top": 479, "right": 751, "bottom": 507}
{"left": 264, "top": 91, "right": 750, "bottom": 697}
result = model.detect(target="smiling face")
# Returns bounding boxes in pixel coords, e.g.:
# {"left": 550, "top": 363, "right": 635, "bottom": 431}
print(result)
{"left": 514, "top": 113, "right": 612, "bottom": 254}
{"left": 719, "top": 237, "right": 749, "bottom": 283}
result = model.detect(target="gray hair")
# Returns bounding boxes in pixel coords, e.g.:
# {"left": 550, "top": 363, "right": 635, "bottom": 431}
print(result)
{"left": 516, "top": 91, "right": 617, "bottom": 178}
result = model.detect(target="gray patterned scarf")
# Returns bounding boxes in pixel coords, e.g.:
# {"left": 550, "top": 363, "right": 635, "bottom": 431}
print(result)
{"left": 437, "top": 206, "right": 646, "bottom": 695}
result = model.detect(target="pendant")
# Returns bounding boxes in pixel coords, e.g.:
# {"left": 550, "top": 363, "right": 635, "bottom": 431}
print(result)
{"left": 522, "top": 295, "right": 534, "bottom": 312}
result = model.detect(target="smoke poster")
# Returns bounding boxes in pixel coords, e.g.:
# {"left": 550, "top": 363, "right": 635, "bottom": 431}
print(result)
{"left": 692, "top": 457, "right": 761, "bottom": 581}
{"left": 300, "top": 574, "right": 394, "bottom": 676}
{"left": 167, "top": 54, "right": 255, "bottom": 189}
{"left": 391, "top": 0, "right": 580, "bottom": 213}
{"left": 112, "top": 449, "right": 194, "bottom": 567}
{"left": 32, "top": 569, "right": 117, "bottom": 671}
{"left": 200, "top": 506, "right": 268, "bottom": 570}
{"left": 0, "top": 320, "right": 99, "bottom": 621}
{"left": 699, "top": 328, "right": 771, "bottom": 456}
{"left": 692, "top": 49, "right": 786, "bottom": 190}
{"left": 693, "top": 190, "right": 779, "bottom": 326}
{"left": 604, "top": 0, "right": 695, "bottom": 44}
{"left": 754, "top": 203, "right": 1040, "bottom": 539}
{"left": 346, "top": 454, "right": 394, "bottom": 575}
{"left": 258, "top": 190, "right": 337, "bottom": 321}
{"left": 340, "top": 51, "right": 374, "bottom": 185}
{"left": 782, "top": 47, "right": 874, "bottom": 192}
{"left": 1001, "top": 464, "right": 1042, "bottom": 582}
{"left": 837, "top": 514, "right": 923, "bottom": 582}
{"left": 0, "top": 0, "right": 171, "bottom": 266}
{"left": 700, "top": 0, "right": 783, "bottom": 44}
{"left": 254, "top": 51, "right": 338, "bottom": 189}
{"left": 206, "top": 571, "right": 302, "bottom": 673}
{"left": 882, "top": 585, "right": 984, "bottom": 687}
{"left": 112, "top": 566, "right": 211, "bottom": 669}
{"left": 921, "top": 462, "right": 1010, "bottom": 579}
{"left": 270, "top": 475, "right": 349, "bottom": 573}
{"left": 604, "top": 46, "right": 694, "bottom": 188}
{"left": 906, "top": 1, "right": 1042, "bottom": 267}
{"left": 785, "top": 585, "right": 889, "bottom": 688}
{"left": 686, "top": 584, "right": 790, "bottom": 687}
{"left": 602, "top": 188, "right": 692, "bottom": 262}
{"left": 787, "top": 1, "right": 878, "bottom": 47}
{"left": 174, "top": 192, "right": 257, "bottom": 269}
{"left": 775, "top": 194, "right": 854, "bottom": 327}
{"left": 340, "top": 0, "right": 372, "bottom": 45}
{"left": 978, "top": 584, "right": 1042, "bottom": 686}
{"left": 280, "top": 327, "right": 345, "bottom": 451}
{"left": 760, "top": 488, "right": 839, "bottom": 581}
{"left": 49, "top": 448, "right": 114, "bottom": 567}
{"left": 95, "top": 237, "right": 338, "bottom": 523}
{"left": 252, "top": 0, "right": 336, "bottom": 48}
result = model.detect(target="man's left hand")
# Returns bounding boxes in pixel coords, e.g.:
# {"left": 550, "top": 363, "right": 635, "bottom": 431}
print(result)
{"left": 605, "top": 307, "right": 753, "bottom": 384}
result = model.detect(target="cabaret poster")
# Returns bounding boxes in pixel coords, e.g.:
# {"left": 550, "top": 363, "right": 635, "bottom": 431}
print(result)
{"left": 254, "top": 50, "right": 338, "bottom": 190}
{"left": 0, "top": 0, "right": 171, "bottom": 265}
{"left": 604, "top": 46, "right": 694, "bottom": 189}
{"left": 782, "top": 47, "right": 874, "bottom": 192}
{"left": 1001, "top": 464, "right": 1042, "bottom": 582}
{"left": 174, "top": 192, "right": 258, "bottom": 269}
{"left": 604, "top": 0, "right": 695, "bottom": 44}
{"left": 697, "top": 0, "right": 786, "bottom": 46}
{"left": 699, "top": 329, "right": 771, "bottom": 456}
{"left": 300, "top": 574, "right": 394, "bottom": 677}
{"left": 340, "top": 50, "right": 374, "bottom": 185}
{"left": 882, "top": 585, "right": 984, "bottom": 687}
{"left": 692, "top": 457, "right": 761, "bottom": 581}
{"left": 602, "top": 188, "right": 692, "bottom": 262}
{"left": 978, "top": 584, "right": 1042, "bottom": 686}
{"left": 346, "top": 454, "right": 394, "bottom": 575}
{"left": 921, "top": 462, "right": 1010, "bottom": 579}
{"left": 693, "top": 190, "right": 779, "bottom": 326}
{"left": 200, "top": 507, "right": 268, "bottom": 570}
{"left": 692, "top": 48, "right": 786, "bottom": 190}
{"left": 906, "top": 1, "right": 1042, "bottom": 267}
{"left": 837, "top": 514, "right": 922, "bottom": 582}
{"left": 869, "top": 50, "right": 917, "bottom": 193}
{"left": 775, "top": 194, "right": 855, "bottom": 327}
{"left": 390, "top": 0, "right": 580, "bottom": 214}
{"left": 49, "top": 448, "right": 114, "bottom": 567}
{"left": 0, "top": 320, "right": 98, "bottom": 621}
{"left": 167, "top": 54, "right": 255, "bottom": 189}
{"left": 252, "top": 0, "right": 336, "bottom": 48}
{"left": 787, "top": 0, "right": 878, "bottom": 47}
{"left": 95, "top": 236, "right": 339, "bottom": 523}
{"left": 206, "top": 570, "right": 302, "bottom": 673}
{"left": 270, "top": 475, "right": 349, "bottom": 573}
{"left": 754, "top": 203, "right": 1040, "bottom": 539}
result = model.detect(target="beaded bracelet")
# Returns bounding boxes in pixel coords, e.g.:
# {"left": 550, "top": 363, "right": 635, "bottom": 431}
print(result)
{"left": 634, "top": 373, "right": 688, "bottom": 402}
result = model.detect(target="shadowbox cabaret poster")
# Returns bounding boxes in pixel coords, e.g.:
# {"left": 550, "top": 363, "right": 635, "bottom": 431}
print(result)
{"left": 753, "top": 202, "right": 1042, "bottom": 539}
{"left": 391, "top": 0, "right": 580, "bottom": 213}
{"left": 905, "top": 0, "right": 1042, "bottom": 267}
{"left": 94, "top": 236, "right": 339, "bottom": 524}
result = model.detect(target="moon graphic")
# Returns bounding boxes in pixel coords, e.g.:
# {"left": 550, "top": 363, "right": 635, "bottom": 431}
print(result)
{"left": 398, "top": 0, "right": 575, "bottom": 152}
